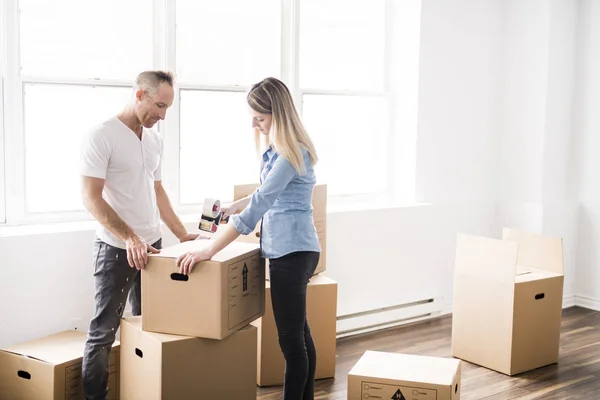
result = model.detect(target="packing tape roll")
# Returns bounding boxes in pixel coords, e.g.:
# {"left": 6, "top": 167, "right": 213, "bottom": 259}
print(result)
{"left": 203, "top": 198, "right": 221, "bottom": 219}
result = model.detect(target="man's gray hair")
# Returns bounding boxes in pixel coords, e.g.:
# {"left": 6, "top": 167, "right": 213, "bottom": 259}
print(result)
{"left": 135, "top": 70, "right": 174, "bottom": 92}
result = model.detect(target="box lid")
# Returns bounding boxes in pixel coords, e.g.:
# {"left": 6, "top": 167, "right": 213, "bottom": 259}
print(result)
{"left": 349, "top": 351, "right": 460, "bottom": 386}
{"left": 1, "top": 331, "right": 118, "bottom": 365}
{"left": 150, "top": 240, "right": 259, "bottom": 263}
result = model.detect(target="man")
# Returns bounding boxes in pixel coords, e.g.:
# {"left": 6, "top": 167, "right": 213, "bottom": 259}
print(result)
{"left": 80, "top": 70, "right": 199, "bottom": 400}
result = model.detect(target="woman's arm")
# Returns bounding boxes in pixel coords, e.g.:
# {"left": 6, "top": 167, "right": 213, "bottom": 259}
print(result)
{"left": 175, "top": 154, "right": 298, "bottom": 274}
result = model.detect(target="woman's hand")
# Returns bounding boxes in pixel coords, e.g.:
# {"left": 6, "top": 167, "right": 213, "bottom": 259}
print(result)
{"left": 175, "top": 247, "right": 213, "bottom": 275}
{"left": 220, "top": 201, "right": 239, "bottom": 220}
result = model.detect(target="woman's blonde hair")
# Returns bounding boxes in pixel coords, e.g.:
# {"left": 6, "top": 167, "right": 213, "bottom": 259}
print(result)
{"left": 247, "top": 77, "right": 318, "bottom": 175}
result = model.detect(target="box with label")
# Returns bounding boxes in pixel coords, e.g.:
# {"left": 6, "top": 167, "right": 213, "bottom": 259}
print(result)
{"left": 348, "top": 351, "right": 461, "bottom": 400}
{"left": 142, "top": 240, "right": 265, "bottom": 339}
{"left": 0, "top": 331, "right": 119, "bottom": 400}
{"left": 120, "top": 317, "right": 256, "bottom": 400}
{"left": 232, "top": 183, "right": 327, "bottom": 277}
{"left": 452, "top": 228, "right": 564, "bottom": 375}
{"left": 252, "top": 274, "right": 337, "bottom": 386}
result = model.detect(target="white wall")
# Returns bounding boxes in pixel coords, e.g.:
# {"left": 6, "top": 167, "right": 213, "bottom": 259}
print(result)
{"left": 416, "top": 0, "right": 504, "bottom": 203}
{"left": 494, "top": 0, "right": 579, "bottom": 302}
{"left": 573, "top": 0, "right": 600, "bottom": 308}
{"left": 0, "top": 0, "right": 589, "bottom": 349}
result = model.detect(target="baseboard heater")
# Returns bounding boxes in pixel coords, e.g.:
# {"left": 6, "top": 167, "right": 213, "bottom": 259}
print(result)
{"left": 336, "top": 297, "right": 443, "bottom": 338}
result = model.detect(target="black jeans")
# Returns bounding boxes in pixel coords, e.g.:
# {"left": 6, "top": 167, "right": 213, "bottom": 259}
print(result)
{"left": 82, "top": 237, "right": 162, "bottom": 400}
{"left": 269, "top": 251, "right": 320, "bottom": 400}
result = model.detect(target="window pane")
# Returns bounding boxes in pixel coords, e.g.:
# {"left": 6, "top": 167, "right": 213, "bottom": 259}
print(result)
{"left": 176, "top": 0, "right": 281, "bottom": 85}
{"left": 180, "top": 90, "right": 259, "bottom": 204}
{"left": 299, "top": 0, "right": 386, "bottom": 91}
{"left": 20, "top": 0, "right": 153, "bottom": 80}
{"left": 302, "top": 95, "right": 389, "bottom": 196}
{"left": 24, "top": 84, "right": 132, "bottom": 213}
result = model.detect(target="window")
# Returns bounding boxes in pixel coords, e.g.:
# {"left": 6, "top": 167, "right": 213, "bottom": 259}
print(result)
{"left": 0, "top": 0, "right": 420, "bottom": 225}
{"left": 23, "top": 84, "right": 132, "bottom": 213}
{"left": 299, "top": 0, "right": 391, "bottom": 198}
{"left": 173, "top": 0, "right": 281, "bottom": 208}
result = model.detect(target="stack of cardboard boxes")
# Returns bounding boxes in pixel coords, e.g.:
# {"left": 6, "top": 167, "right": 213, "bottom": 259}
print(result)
{"left": 232, "top": 183, "right": 338, "bottom": 386}
{"left": 118, "top": 239, "right": 266, "bottom": 399}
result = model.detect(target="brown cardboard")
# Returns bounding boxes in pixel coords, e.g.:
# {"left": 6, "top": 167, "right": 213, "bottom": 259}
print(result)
{"left": 452, "top": 228, "right": 565, "bottom": 376}
{"left": 0, "top": 331, "right": 119, "bottom": 400}
{"left": 142, "top": 240, "right": 265, "bottom": 339}
{"left": 120, "top": 317, "right": 256, "bottom": 400}
{"left": 252, "top": 274, "right": 337, "bottom": 386}
{"left": 347, "top": 351, "right": 461, "bottom": 400}
{"left": 232, "top": 183, "right": 327, "bottom": 276}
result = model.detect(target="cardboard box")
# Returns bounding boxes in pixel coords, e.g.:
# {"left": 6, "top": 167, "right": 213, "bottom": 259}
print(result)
{"left": 252, "top": 274, "right": 337, "bottom": 386}
{"left": 0, "top": 331, "right": 119, "bottom": 400}
{"left": 232, "top": 183, "right": 327, "bottom": 276}
{"left": 452, "top": 228, "right": 564, "bottom": 375}
{"left": 142, "top": 240, "right": 265, "bottom": 339}
{"left": 120, "top": 317, "right": 256, "bottom": 400}
{"left": 347, "top": 351, "right": 461, "bottom": 400}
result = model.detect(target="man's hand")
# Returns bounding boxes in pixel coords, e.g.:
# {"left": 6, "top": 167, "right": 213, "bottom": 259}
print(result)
{"left": 176, "top": 248, "right": 213, "bottom": 275}
{"left": 179, "top": 232, "right": 200, "bottom": 242}
{"left": 125, "top": 235, "right": 160, "bottom": 270}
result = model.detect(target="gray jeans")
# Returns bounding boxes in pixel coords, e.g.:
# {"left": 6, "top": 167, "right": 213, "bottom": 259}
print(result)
{"left": 82, "top": 237, "right": 162, "bottom": 400}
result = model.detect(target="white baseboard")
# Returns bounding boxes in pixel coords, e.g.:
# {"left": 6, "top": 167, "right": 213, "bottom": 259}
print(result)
{"left": 574, "top": 295, "right": 600, "bottom": 311}
{"left": 563, "top": 294, "right": 576, "bottom": 308}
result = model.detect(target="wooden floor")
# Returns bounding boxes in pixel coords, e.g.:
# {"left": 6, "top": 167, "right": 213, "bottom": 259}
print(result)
{"left": 257, "top": 306, "right": 600, "bottom": 399}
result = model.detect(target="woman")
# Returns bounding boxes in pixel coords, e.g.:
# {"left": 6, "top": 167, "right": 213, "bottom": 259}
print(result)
{"left": 176, "top": 77, "right": 321, "bottom": 400}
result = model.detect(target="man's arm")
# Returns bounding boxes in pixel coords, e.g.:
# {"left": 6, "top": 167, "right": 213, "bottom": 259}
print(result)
{"left": 82, "top": 176, "right": 159, "bottom": 269}
{"left": 154, "top": 181, "right": 196, "bottom": 242}
{"left": 82, "top": 176, "right": 135, "bottom": 240}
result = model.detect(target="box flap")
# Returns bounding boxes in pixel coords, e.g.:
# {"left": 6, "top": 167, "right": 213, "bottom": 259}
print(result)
{"left": 349, "top": 351, "right": 460, "bottom": 386}
{"left": 502, "top": 228, "right": 564, "bottom": 275}
{"left": 2, "top": 331, "right": 87, "bottom": 365}
{"left": 233, "top": 183, "right": 259, "bottom": 201}
{"left": 122, "top": 317, "right": 194, "bottom": 343}
{"left": 455, "top": 233, "right": 518, "bottom": 282}
{"left": 150, "top": 240, "right": 259, "bottom": 262}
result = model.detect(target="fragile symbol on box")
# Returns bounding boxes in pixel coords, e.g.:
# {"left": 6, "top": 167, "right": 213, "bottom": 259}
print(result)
{"left": 392, "top": 389, "right": 407, "bottom": 400}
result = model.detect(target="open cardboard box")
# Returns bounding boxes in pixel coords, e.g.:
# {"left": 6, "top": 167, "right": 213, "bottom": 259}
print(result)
{"left": 452, "top": 228, "right": 564, "bottom": 375}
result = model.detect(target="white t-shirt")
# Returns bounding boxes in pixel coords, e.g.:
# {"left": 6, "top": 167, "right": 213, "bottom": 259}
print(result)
{"left": 80, "top": 116, "right": 163, "bottom": 249}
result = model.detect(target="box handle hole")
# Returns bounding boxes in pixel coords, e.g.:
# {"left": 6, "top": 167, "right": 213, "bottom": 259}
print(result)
{"left": 535, "top": 293, "right": 545, "bottom": 300}
{"left": 455, "top": 383, "right": 458, "bottom": 394}
{"left": 170, "top": 273, "right": 189, "bottom": 282}
{"left": 135, "top": 348, "right": 143, "bottom": 358}
{"left": 17, "top": 371, "right": 31, "bottom": 380}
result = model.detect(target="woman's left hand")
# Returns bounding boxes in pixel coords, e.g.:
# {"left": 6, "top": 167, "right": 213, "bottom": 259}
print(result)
{"left": 176, "top": 248, "right": 213, "bottom": 275}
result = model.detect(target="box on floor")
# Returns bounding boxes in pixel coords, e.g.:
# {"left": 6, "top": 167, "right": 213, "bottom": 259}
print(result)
{"left": 142, "top": 240, "right": 265, "bottom": 339}
{"left": 452, "top": 228, "right": 564, "bottom": 375}
{"left": 120, "top": 317, "right": 256, "bottom": 400}
{"left": 252, "top": 274, "right": 337, "bottom": 386}
{"left": 347, "top": 350, "right": 461, "bottom": 400}
{"left": 231, "top": 183, "right": 327, "bottom": 277}
{"left": 0, "top": 331, "right": 119, "bottom": 400}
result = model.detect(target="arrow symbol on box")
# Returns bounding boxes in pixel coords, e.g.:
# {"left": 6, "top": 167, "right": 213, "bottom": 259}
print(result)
{"left": 242, "top": 263, "right": 248, "bottom": 292}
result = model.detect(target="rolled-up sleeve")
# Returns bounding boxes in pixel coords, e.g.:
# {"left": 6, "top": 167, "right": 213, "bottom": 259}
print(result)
{"left": 231, "top": 154, "right": 297, "bottom": 235}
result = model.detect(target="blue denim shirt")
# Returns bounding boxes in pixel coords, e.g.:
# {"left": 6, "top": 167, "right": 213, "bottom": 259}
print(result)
{"left": 231, "top": 146, "right": 321, "bottom": 259}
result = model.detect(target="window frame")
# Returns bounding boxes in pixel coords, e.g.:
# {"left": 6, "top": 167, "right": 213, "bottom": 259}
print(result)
{"left": 0, "top": 0, "right": 416, "bottom": 226}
